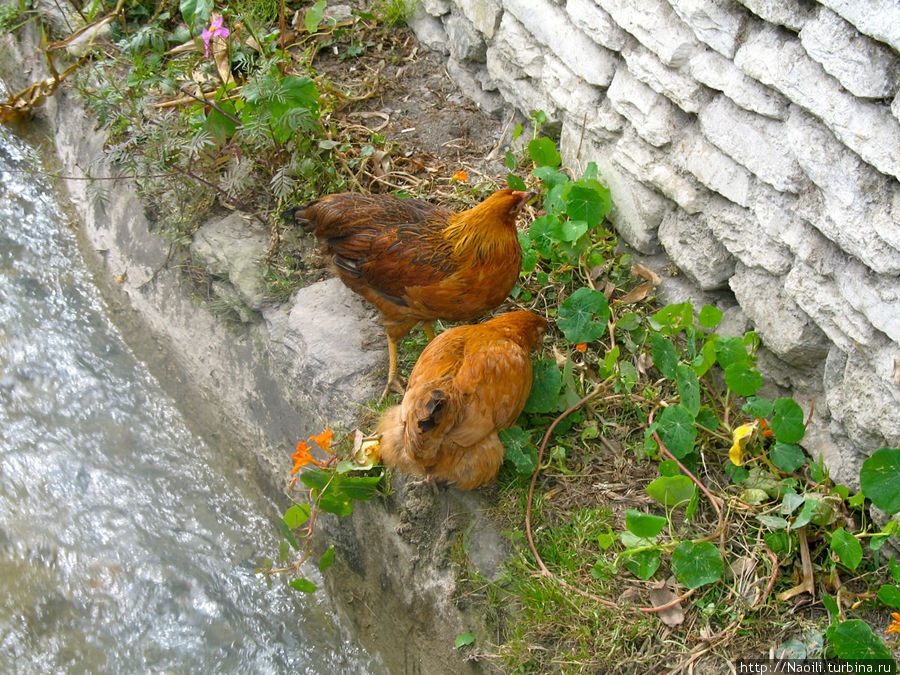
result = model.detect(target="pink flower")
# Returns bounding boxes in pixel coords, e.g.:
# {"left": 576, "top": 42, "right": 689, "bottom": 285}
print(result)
{"left": 202, "top": 15, "right": 230, "bottom": 57}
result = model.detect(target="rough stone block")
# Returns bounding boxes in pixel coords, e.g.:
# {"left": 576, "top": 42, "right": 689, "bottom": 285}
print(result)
{"left": 408, "top": 6, "right": 450, "bottom": 54}
{"left": 785, "top": 107, "right": 900, "bottom": 275}
{"left": 658, "top": 209, "right": 735, "bottom": 289}
{"left": 485, "top": 47, "right": 558, "bottom": 120}
{"left": 894, "top": 91, "right": 900, "bottom": 124}
{"left": 456, "top": 0, "right": 502, "bottom": 38}
{"left": 606, "top": 68, "right": 687, "bottom": 147}
{"left": 816, "top": 0, "right": 900, "bottom": 52}
{"left": 703, "top": 197, "right": 794, "bottom": 275}
{"left": 800, "top": 6, "right": 900, "bottom": 99}
{"left": 673, "top": 128, "right": 752, "bottom": 207}
{"left": 832, "top": 262, "right": 900, "bottom": 345}
{"left": 735, "top": 23, "right": 900, "bottom": 181}
{"left": 688, "top": 49, "right": 789, "bottom": 120}
{"left": 668, "top": 0, "right": 748, "bottom": 58}
{"left": 566, "top": 0, "right": 629, "bottom": 51}
{"left": 730, "top": 263, "right": 830, "bottom": 365}
{"left": 622, "top": 43, "right": 710, "bottom": 113}
{"left": 784, "top": 261, "right": 876, "bottom": 351}
{"left": 444, "top": 11, "right": 486, "bottom": 62}
{"left": 446, "top": 59, "right": 505, "bottom": 116}
{"left": 733, "top": 0, "right": 814, "bottom": 31}
{"left": 420, "top": 0, "right": 452, "bottom": 15}
{"left": 504, "top": 0, "right": 618, "bottom": 87}
{"left": 596, "top": 0, "right": 700, "bottom": 67}
{"left": 542, "top": 56, "right": 606, "bottom": 119}
{"left": 699, "top": 95, "right": 805, "bottom": 193}
{"left": 564, "top": 124, "right": 665, "bottom": 254}
{"left": 614, "top": 129, "right": 704, "bottom": 214}
{"left": 825, "top": 344, "right": 900, "bottom": 456}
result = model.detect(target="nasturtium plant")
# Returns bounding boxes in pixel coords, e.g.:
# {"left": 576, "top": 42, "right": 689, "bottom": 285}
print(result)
{"left": 557, "top": 287, "right": 610, "bottom": 344}
{"left": 671, "top": 541, "right": 723, "bottom": 589}
{"left": 860, "top": 447, "right": 900, "bottom": 514}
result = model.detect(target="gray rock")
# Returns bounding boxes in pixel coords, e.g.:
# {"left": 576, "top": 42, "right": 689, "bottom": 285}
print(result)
{"left": 699, "top": 95, "right": 805, "bottom": 193}
{"left": 688, "top": 48, "right": 790, "bottom": 120}
{"left": 598, "top": 0, "right": 700, "bottom": 66}
{"left": 190, "top": 212, "right": 270, "bottom": 312}
{"left": 668, "top": 0, "right": 748, "bottom": 58}
{"left": 816, "top": 0, "right": 900, "bottom": 52}
{"left": 785, "top": 107, "right": 900, "bottom": 275}
{"left": 800, "top": 6, "right": 900, "bottom": 99}
{"left": 419, "top": 0, "right": 452, "bottom": 15}
{"left": 446, "top": 59, "right": 505, "bottom": 116}
{"left": 566, "top": 0, "right": 629, "bottom": 51}
{"left": 623, "top": 43, "right": 711, "bottom": 113}
{"left": 733, "top": 0, "right": 815, "bottom": 31}
{"left": 614, "top": 128, "right": 705, "bottom": 214}
{"left": 658, "top": 209, "right": 736, "bottom": 290}
{"left": 703, "top": 198, "right": 794, "bottom": 275}
{"left": 456, "top": 0, "right": 502, "bottom": 38}
{"left": 672, "top": 127, "right": 753, "bottom": 207}
{"left": 607, "top": 68, "right": 688, "bottom": 147}
{"left": 504, "top": 0, "right": 618, "bottom": 87}
{"left": 408, "top": 6, "right": 449, "bottom": 54}
{"left": 730, "top": 263, "right": 830, "bottom": 365}
{"left": 444, "top": 10, "right": 486, "bottom": 62}
{"left": 735, "top": 23, "right": 900, "bottom": 181}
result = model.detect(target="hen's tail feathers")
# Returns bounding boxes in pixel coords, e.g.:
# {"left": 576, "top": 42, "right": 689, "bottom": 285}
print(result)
{"left": 417, "top": 389, "right": 448, "bottom": 434}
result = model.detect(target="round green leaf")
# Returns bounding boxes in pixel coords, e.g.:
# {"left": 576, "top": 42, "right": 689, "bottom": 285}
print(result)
{"left": 562, "top": 182, "right": 610, "bottom": 226}
{"left": 724, "top": 363, "right": 763, "bottom": 397}
{"left": 742, "top": 396, "right": 774, "bottom": 418}
{"left": 625, "top": 509, "right": 667, "bottom": 538}
{"left": 830, "top": 528, "right": 863, "bottom": 570}
{"left": 529, "top": 214, "right": 558, "bottom": 259}
{"left": 500, "top": 426, "right": 537, "bottom": 475}
{"left": 283, "top": 503, "right": 311, "bottom": 529}
{"left": 523, "top": 357, "right": 561, "bottom": 413}
{"left": 507, "top": 173, "right": 527, "bottom": 191}
{"left": 650, "top": 332, "right": 678, "bottom": 379}
{"left": 552, "top": 218, "right": 589, "bottom": 242}
{"left": 860, "top": 448, "right": 900, "bottom": 514}
{"left": 877, "top": 584, "right": 900, "bottom": 608}
{"left": 675, "top": 364, "right": 700, "bottom": 417}
{"left": 645, "top": 474, "right": 697, "bottom": 507}
{"left": 697, "top": 304, "right": 722, "bottom": 328}
{"left": 656, "top": 404, "right": 697, "bottom": 459}
{"left": 319, "top": 545, "right": 335, "bottom": 572}
{"left": 557, "top": 287, "right": 610, "bottom": 344}
{"left": 454, "top": 632, "right": 476, "bottom": 648}
{"left": 771, "top": 442, "right": 808, "bottom": 473}
{"left": 771, "top": 398, "right": 806, "bottom": 444}
{"left": 671, "top": 541, "right": 724, "bottom": 589}
{"left": 622, "top": 548, "right": 661, "bottom": 580}
{"left": 714, "top": 336, "right": 749, "bottom": 369}
{"left": 825, "top": 619, "right": 892, "bottom": 659}
{"left": 528, "top": 137, "right": 561, "bottom": 168}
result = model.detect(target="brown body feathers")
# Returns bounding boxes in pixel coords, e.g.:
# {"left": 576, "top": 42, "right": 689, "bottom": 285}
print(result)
{"left": 376, "top": 311, "right": 547, "bottom": 489}
{"left": 283, "top": 189, "right": 531, "bottom": 397}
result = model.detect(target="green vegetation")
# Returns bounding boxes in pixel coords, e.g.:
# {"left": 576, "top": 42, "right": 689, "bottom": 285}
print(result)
{"left": 5, "top": 1, "right": 898, "bottom": 671}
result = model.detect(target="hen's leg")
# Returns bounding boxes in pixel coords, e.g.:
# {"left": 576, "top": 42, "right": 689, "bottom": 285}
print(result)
{"left": 381, "top": 336, "right": 406, "bottom": 400}
{"left": 423, "top": 323, "right": 435, "bottom": 341}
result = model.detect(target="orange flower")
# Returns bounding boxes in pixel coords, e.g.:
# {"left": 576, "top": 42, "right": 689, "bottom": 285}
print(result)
{"left": 575, "top": 343, "right": 588, "bottom": 352}
{"left": 757, "top": 418, "right": 774, "bottom": 437}
{"left": 886, "top": 612, "right": 900, "bottom": 635}
{"left": 308, "top": 425, "right": 334, "bottom": 454}
{"left": 452, "top": 170, "right": 468, "bottom": 182}
{"left": 291, "top": 441, "right": 314, "bottom": 474}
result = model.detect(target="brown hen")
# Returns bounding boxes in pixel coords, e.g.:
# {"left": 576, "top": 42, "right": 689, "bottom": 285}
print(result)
{"left": 376, "top": 310, "right": 547, "bottom": 489}
{"left": 282, "top": 189, "right": 532, "bottom": 398}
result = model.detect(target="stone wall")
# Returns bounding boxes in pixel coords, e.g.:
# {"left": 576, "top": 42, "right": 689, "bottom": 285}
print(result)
{"left": 410, "top": 0, "right": 900, "bottom": 487}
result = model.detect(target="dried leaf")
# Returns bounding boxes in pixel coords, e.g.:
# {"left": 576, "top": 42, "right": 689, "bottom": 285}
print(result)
{"left": 631, "top": 263, "right": 661, "bottom": 286}
{"left": 617, "top": 283, "right": 653, "bottom": 305}
{"left": 648, "top": 586, "right": 684, "bottom": 626}
{"left": 212, "top": 37, "right": 234, "bottom": 86}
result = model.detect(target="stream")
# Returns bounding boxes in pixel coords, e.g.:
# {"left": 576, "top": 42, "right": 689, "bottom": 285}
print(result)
{"left": 0, "top": 106, "right": 383, "bottom": 672}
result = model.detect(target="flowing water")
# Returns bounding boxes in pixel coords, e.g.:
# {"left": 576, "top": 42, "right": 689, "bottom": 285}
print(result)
{"left": 0, "top": 115, "right": 382, "bottom": 672}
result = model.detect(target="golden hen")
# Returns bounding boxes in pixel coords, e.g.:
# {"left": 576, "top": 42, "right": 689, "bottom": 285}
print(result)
{"left": 376, "top": 310, "right": 547, "bottom": 489}
{"left": 282, "top": 189, "right": 532, "bottom": 398}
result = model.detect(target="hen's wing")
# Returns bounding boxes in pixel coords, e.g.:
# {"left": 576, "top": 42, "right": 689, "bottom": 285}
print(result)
{"left": 288, "top": 193, "right": 457, "bottom": 303}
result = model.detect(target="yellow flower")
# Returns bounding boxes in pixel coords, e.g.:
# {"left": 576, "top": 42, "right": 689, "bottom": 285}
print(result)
{"left": 885, "top": 612, "right": 900, "bottom": 635}
{"left": 729, "top": 421, "right": 759, "bottom": 466}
